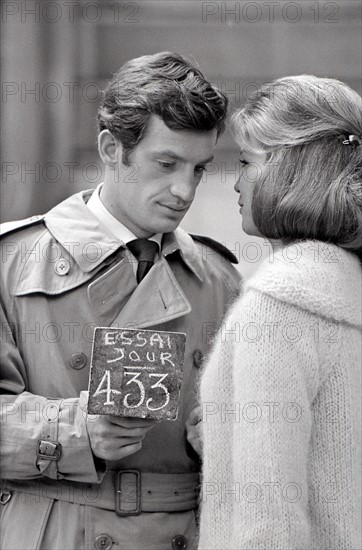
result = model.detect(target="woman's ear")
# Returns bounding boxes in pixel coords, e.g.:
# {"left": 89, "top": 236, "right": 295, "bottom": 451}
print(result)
{"left": 98, "top": 129, "right": 122, "bottom": 169}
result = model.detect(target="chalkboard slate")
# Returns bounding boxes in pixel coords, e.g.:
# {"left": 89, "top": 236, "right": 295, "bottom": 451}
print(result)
{"left": 87, "top": 327, "right": 186, "bottom": 420}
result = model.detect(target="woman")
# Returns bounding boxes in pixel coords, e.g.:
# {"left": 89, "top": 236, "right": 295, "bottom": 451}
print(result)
{"left": 198, "top": 76, "right": 362, "bottom": 549}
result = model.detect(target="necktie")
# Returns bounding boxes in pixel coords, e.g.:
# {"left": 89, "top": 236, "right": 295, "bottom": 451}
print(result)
{"left": 127, "top": 239, "right": 158, "bottom": 283}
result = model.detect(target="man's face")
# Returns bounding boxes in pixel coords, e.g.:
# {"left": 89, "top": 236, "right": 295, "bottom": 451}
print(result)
{"left": 101, "top": 115, "right": 217, "bottom": 237}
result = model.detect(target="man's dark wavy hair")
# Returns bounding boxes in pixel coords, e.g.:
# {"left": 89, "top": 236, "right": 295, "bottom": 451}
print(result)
{"left": 97, "top": 52, "right": 228, "bottom": 165}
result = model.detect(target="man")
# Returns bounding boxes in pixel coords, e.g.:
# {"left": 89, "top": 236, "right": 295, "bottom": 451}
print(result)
{"left": 0, "top": 52, "right": 240, "bottom": 550}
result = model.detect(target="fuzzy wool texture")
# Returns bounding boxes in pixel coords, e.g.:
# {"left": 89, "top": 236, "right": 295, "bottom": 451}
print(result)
{"left": 198, "top": 240, "right": 362, "bottom": 550}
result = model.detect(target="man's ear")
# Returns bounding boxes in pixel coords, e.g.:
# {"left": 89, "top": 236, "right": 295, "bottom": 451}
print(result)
{"left": 98, "top": 130, "right": 122, "bottom": 168}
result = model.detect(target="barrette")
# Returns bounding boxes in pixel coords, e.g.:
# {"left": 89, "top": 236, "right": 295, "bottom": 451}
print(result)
{"left": 342, "top": 135, "right": 361, "bottom": 147}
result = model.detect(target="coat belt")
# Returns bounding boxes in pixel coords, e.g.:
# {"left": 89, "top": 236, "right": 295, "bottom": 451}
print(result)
{"left": 1, "top": 471, "right": 200, "bottom": 514}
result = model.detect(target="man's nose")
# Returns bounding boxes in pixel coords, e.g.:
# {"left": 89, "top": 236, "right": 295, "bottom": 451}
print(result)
{"left": 234, "top": 177, "right": 241, "bottom": 193}
{"left": 170, "top": 173, "right": 195, "bottom": 202}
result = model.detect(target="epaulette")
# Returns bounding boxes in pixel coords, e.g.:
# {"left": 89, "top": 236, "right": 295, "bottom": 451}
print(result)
{"left": 190, "top": 234, "right": 238, "bottom": 264}
{"left": 0, "top": 214, "right": 45, "bottom": 238}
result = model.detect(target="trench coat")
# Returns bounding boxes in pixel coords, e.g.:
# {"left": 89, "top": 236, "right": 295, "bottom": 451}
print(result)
{"left": 0, "top": 189, "right": 241, "bottom": 550}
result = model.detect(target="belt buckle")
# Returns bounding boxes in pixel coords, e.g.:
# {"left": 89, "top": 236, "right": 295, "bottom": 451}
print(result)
{"left": 115, "top": 469, "right": 141, "bottom": 516}
{"left": 36, "top": 440, "right": 62, "bottom": 461}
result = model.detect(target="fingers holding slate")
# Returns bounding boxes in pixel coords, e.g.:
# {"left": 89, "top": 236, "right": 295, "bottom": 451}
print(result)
{"left": 185, "top": 405, "right": 203, "bottom": 456}
{"left": 86, "top": 413, "right": 156, "bottom": 461}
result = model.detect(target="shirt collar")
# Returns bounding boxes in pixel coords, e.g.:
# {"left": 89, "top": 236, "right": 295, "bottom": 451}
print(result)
{"left": 87, "top": 183, "right": 162, "bottom": 250}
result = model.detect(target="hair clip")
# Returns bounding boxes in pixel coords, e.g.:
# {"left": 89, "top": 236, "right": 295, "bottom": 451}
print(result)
{"left": 342, "top": 135, "right": 361, "bottom": 147}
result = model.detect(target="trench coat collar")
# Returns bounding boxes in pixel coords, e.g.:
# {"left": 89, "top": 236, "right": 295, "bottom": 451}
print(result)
{"left": 44, "top": 189, "right": 205, "bottom": 281}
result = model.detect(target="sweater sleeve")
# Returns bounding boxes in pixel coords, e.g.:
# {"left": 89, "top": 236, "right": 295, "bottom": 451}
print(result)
{"left": 230, "top": 289, "right": 319, "bottom": 549}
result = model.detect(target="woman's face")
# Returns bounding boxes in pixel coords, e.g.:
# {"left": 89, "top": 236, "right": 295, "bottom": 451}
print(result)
{"left": 234, "top": 145, "right": 268, "bottom": 237}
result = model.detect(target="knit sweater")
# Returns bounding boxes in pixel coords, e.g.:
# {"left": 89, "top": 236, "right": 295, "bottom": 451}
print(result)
{"left": 198, "top": 240, "right": 362, "bottom": 550}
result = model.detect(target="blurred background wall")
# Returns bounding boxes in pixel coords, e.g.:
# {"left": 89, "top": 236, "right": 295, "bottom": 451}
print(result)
{"left": 1, "top": 0, "right": 361, "bottom": 277}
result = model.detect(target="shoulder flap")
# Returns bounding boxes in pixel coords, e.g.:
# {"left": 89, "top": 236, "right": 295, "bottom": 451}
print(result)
{"left": 190, "top": 234, "right": 238, "bottom": 264}
{"left": 0, "top": 215, "right": 45, "bottom": 237}
{"left": 13, "top": 229, "right": 96, "bottom": 296}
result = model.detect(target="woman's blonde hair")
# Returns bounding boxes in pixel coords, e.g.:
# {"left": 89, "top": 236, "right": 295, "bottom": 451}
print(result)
{"left": 230, "top": 75, "right": 362, "bottom": 252}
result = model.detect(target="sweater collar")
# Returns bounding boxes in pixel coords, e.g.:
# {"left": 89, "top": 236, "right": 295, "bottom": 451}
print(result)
{"left": 246, "top": 240, "right": 362, "bottom": 329}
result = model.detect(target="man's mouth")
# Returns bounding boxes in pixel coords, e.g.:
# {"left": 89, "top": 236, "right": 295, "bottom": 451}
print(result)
{"left": 160, "top": 203, "right": 189, "bottom": 212}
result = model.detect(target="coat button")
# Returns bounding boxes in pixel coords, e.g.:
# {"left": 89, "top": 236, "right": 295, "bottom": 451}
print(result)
{"left": 94, "top": 534, "right": 113, "bottom": 550}
{"left": 54, "top": 258, "right": 70, "bottom": 276}
{"left": 69, "top": 352, "right": 87, "bottom": 370}
{"left": 172, "top": 535, "right": 187, "bottom": 549}
{"left": 193, "top": 349, "right": 204, "bottom": 369}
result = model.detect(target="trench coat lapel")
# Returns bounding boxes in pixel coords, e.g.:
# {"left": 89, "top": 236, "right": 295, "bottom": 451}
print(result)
{"left": 88, "top": 254, "right": 191, "bottom": 328}
{"left": 87, "top": 255, "right": 137, "bottom": 327}
{"left": 114, "top": 256, "right": 192, "bottom": 328}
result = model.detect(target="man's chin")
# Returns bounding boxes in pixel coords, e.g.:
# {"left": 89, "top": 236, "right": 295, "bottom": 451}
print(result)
{"left": 156, "top": 213, "right": 188, "bottom": 234}
{"left": 155, "top": 221, "right": 181, "bottom": 234}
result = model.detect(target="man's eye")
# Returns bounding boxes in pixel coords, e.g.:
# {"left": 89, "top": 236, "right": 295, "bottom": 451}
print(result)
{"left": 239, "top": 159, "right": 249, "bottom": 167}
{"left": 195, "top": 165, "right": 206, "bottom": 173}
{"left": 158, "top": 161, "right": 175, "bottom": 169}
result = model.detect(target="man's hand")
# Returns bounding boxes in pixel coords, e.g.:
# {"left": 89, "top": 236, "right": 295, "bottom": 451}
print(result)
{"left": 185, "top": 405, "right": 203, "bottom": 456}
{"left": 86, "top": 414, "right": 156, "bottom": 461}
